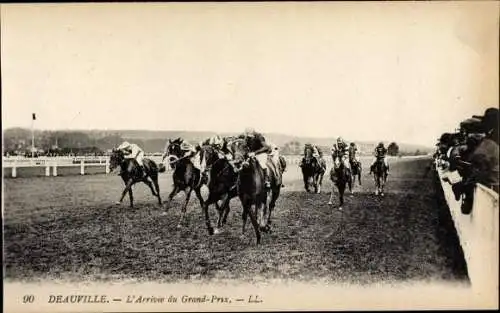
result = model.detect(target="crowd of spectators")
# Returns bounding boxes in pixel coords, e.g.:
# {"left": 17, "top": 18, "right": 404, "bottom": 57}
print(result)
{"left": 435, "top": 107, "right": 499, "bottom": 214}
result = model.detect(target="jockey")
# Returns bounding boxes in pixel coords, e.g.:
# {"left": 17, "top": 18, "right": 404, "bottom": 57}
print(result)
{"left": 179, "top": 140, "right": 205, "bottom": 174}
{"left": 117, "top": 141, "right": 147, "bottom": 176}
{"left": 348, "top": 142, "right": 359, "bottom": 164}
{"left": 269, "top": 142, "right": 283, "bottom": 170}
{"left": 206, "top": 134, "right": 224, "bottom": 150}
{"left": 240, "top": 127, "right": 272, "bottom": 189}
{"left": 269, "top": 142, "right": 286, "bottom": 188}
{"left": 369, "top": 142, "right": 389, "bottom": 174}
{"left": 331, "top": 137, "right": 350, "bottom": 170}
{"left": 199, "top": 134, "right": 235, "bottom": 179}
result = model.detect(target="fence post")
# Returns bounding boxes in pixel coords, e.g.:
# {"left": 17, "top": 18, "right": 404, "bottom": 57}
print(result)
{"left": 80, "top": 160, "right": 85, "bottom": 175}
{"left": 105, "top": 158, "right": 110, "bottom": 174}
{"left": 53, "top": 164, "right": 58, "bottom": 176}
{"left": 45, "top": 165, "right": 50, "bottom": 176}
{"left": 12, "top": 162, "right": 17, "bottom": 178}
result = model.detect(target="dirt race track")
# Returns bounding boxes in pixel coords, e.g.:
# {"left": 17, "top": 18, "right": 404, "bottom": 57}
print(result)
{"left": 3, "top": 156, "right": 469, "bottom": 285}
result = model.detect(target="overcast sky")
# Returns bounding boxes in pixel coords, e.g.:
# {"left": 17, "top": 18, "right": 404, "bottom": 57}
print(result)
{"left": 1, "top": 2, "right": 498, "bottom": 146}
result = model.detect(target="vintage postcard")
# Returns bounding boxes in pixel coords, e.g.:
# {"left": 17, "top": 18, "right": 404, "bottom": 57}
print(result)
{"left": 2, "top": 1, "right": 498, "bottom": 312}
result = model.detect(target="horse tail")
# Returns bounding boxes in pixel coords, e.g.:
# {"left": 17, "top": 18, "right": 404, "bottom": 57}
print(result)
{"left": 142, "top": 158, "right": 158, "bottom": 176}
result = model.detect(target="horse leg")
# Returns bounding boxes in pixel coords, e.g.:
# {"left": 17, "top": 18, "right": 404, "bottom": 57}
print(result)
{"left": 348, "top": 174, "right": 353, "bottom": 195}
{"left": 178, "top": 187, "right": 193, "bottom": 228}
{"left": 203, "top": 196, "right": 215, "bottom": 236}
{"left": 117, "top": 179, "right": 134, "bottom": 205}
{"left": 152, "top": 175, "right": 162, "bottom": 206}
{"left": 128, "top": 187, "right": 134, "bottom": 208}
{"left": 164, "top": 186, "right": 180, "bottom": 211}
{"left": 316, "top": 173, "right": 321, "bottom": 193}
{"left": 319, "top": 173, "right": 324, "bottom": 194}
{"left": 317, "top": 173, "right": 324, "bottom": 194}
{"left": 381, "top": 174, "right": 388, "bottom": 196}
{"left": 219, "top": 193, "right": 231, "bottom": 226}
{"left": 143, "top": 178, "right": 161, "bottom": 206}
{"left": 241, "top": 202, "right": 249, "bottom": 236}
{"left": 338, "top": 183, "right": 345, "bottom": 210}
{"left": 194, "top": 187, "right": 205, "bottom": 208}
{"left": 358, "top": 167, "right": 362, "bottom": 186}
{"left": 303, "top": 174, "right": 309, "bottom": 192}
{"left": 247, "top": 203, "right": 262, "bottom": 245}
{"left": 266, "top": 188, "right": 280, "bottom": 232}
{"left": 328, "top": 183, "right": 335, "bottom": 205}
{"left": 258, "top": 197, "right": 267, "bottom": 231}
{"left": 215, "top": 194, "right": 229, "bottom": 228}
{"left": 214, "top": 199, "right": 225, "bottom": 234}
{"left": 143, "top": 178, "right": 157, "bottom": 196}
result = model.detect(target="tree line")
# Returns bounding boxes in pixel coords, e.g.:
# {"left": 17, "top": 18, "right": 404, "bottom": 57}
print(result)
{"left": 3, "top": 128, "right": 426, "bottom": 157}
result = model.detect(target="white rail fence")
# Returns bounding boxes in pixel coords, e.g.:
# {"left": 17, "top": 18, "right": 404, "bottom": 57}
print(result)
{"left": 2, "top": 155, "right": 429, "bottom": 178}
{"left": 2, "top": 155, "right": 305, "bottom": 177}
{"left": 436, "top": 164, "right": 499, "bottom": 293}
{"left": 3, "top": 156, "right": 112, "bottom": 177}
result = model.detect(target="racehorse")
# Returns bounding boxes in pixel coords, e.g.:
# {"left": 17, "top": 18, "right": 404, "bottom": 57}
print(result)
{"left": 108, "top": 149, "right": 162, "bottom": 208}
{"left": 231, "top": 139, "right": 283, "bottom": 244}
{"left": 328, "top": 155, "right": 352, "bottom": 210}
{"left": 372, "top": 157, "right": 388, "bottom": 196}
{"left": 349, "top": 157, "right": 362, "bottom": 186}
{"left": 198, "top": 144, "right": 238, "bottom": 236}
{"left": 162, "top": 138, "right": 205, "bottom": 228}
{"left": 300, "top": 145, "right": 326, "bottom": 193}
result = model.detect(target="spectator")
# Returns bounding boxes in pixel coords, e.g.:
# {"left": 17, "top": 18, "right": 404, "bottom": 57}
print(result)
{"left": 451, "top": 107, "right": 499, "bottom": 213}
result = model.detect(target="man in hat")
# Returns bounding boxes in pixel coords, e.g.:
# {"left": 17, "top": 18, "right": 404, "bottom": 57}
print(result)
{"left": 452, "top": 107, "right": 499, "bottom": 206}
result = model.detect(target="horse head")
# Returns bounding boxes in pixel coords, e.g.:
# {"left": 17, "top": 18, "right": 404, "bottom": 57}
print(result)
{"left": 163, "top": 138, "right": 184, "bottom": 168}
{"left": 230, "top": 139, "right": 250, "bottom": 170}
{"left": 109, "top": 149, "right": 125, "bottom": 172}
{"left": 199, "top": 144, "right": 220, "bottom": 170}
{"left": 305, "top": 145, "right": 314, "bottom": 156}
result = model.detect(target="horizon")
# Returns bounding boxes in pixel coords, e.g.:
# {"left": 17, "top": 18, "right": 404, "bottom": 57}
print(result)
{"left": 2, "top": 2, "right": 498, "bottom": 147}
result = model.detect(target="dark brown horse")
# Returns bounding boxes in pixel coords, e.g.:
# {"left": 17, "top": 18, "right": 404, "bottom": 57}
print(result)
{"left": 349, "top": 157, "right": 362, "bottom": 186}
{"left": 108, "top": 149, "right": 162, "bottom": 208}
{"left": 162, "top": 138, "right": 205, "bottom": 228}
{"left": 231, "top": 139, "right": 284, "bottom": 244}
{"left": 300, "top": 145, "right": 326, "bottom": 193}
{"left": 328, "top": 156, "right": 352, "bottom": 210}
{"left": 373, "top": 157, "right": 388, "bottom": 196}
{"left": 199, "top": 144, "right": 239, "bottom": 235}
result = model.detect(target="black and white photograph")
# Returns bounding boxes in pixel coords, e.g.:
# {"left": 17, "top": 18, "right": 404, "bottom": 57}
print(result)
{"left": 2, "top": 1, "right": 498, "bottom": 311}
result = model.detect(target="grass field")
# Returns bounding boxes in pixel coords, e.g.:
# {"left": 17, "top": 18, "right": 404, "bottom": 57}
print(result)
{"left": 3, "top": 156, "right": 469, "bottom": 285}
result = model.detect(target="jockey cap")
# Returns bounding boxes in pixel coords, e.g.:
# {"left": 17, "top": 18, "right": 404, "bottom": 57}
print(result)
{"left": 210, "top": 135, "right": 223, "bottom": 146}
